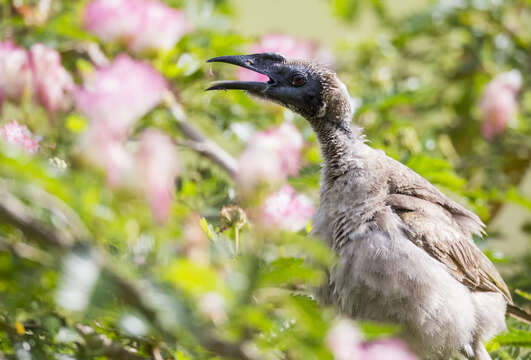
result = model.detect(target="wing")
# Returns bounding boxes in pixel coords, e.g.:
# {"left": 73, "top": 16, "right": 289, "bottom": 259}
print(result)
{"left": 384, "top": 157, "right": 512, "bottom": 303}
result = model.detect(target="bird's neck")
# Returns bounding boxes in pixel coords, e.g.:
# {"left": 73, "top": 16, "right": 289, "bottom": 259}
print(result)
{"left": 309, "top": 113, "right": 364, "bottom": 178}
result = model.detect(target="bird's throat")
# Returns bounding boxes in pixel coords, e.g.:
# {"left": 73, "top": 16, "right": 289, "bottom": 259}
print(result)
{"left": 309, "top": 113, "right": 364, "bottom": 177}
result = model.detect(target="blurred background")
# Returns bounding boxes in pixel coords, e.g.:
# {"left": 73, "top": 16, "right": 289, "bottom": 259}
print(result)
{"left": 0, "top": 0, "right": 530, "bottom": 359}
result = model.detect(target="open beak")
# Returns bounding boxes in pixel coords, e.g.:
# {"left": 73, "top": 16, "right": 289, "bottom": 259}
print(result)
{"left": 206, "top": 53, "right": 286, "bottom": 92}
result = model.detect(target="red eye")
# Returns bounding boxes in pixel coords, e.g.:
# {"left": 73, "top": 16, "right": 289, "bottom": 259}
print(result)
{"left": 291, "top": 74, "right": 306, "bottom": 87}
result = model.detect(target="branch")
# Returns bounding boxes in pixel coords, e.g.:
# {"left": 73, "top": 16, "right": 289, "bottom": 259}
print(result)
{"left": 163, "top": 90, "right": 238, "bottom": 178}
{"left": 0, "top": 183, "right": 72, "bottom": 248}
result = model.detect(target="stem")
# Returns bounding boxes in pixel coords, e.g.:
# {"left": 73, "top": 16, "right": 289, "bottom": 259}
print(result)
{"left": 163, "top": 90, "right": 238, "bottom": 178}
{"left": 235, "top": 227, "right": 240, "bottom": 254}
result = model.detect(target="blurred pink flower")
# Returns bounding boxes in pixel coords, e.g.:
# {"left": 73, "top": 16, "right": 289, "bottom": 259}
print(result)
{"left": 75, "top": 55, "right": 167, "bottom": 139}
{"left": 326, "top": 320, "right": 362, "bottom": 360}
{"left": 83, "top": 0, "right": 192, "bottom": 53}
{"left": 0, "top": 120, "right": 40, "bottom": 154}
{"left": 130, "top": 1, "right": 193, "bottom": 53}
{"left": 29, "top": 44, "right": 74, "bottom": 114}
{"left": 259, "top": 185, "right": 313, "bottom": 232}
{"left": 327, "top": 320, "right": 417, "bottom": 360}
{"left": 199, "top": 292, "right": 227, "bottom": 325}
{"left": 479, "top": 70, "right": 522, "bottom": 140}
{"left": 83, "top": 0, "right": 143, "bottom": 44}
{"left": 360, "top": 339, "right": 417, "bottom": 360}
{"left": 238, "top": 34, "right": 330, "bottom": 82}
{"left": 237, "top": 123, "right": 303, "bottom": 191}
{"left": 0, "top": 41, "right": 33, "bottom": 104}
{"left": 135, "top": 130, "right": 179, "bottom": 224}
{"left": 83, "top": 129, "right": 136, "bottom": 188}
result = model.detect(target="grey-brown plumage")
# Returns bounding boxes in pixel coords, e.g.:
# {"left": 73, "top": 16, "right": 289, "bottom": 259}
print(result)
{"left": 206, "top": 53, "right": 531, "bottom": 360}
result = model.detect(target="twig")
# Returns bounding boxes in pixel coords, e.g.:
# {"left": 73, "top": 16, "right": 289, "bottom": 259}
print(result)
{"left": 0, "top": 184, "right": 72, "bottom": 248}
{"left": 163, "top": 90, "right": 238, "bottom": 177}
{"left": 84, "top": 42, "right": 110, "bottom": 67}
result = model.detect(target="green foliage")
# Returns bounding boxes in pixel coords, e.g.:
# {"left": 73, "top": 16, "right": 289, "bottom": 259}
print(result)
{"left": 0, "top": 0, "right": 530, "bottom": 359}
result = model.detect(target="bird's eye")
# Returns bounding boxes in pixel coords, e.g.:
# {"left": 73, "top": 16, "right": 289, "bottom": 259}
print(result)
{"left": 291, "top": 74, "right": 306, "bottom": 87}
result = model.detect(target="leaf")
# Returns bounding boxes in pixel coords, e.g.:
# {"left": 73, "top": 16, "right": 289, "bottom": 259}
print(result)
{"left": 515, "top": 289, "right": 531, "bottom": 302}
{"left": 165, "top": 259, "right": 225, "bottom": 296}
{"left": 493, "top": 329, "right": 531, "bottom": 347}
{"left": 359, "top": 321, "right": 400, "bottom": 340}
{"left": 199, "top": 217, "right": 216, "bottom": 241}
{"left": 260, "top": 257, "right": 324, "bottom": 287}
{"left": 405, "top": 155, "right": 466, "bottom": 190}
{"left": 331, "top": 0, "right": 361, "bottom": 21}
{"left": 505, "top": 188, "right": 531, "bottom": 211}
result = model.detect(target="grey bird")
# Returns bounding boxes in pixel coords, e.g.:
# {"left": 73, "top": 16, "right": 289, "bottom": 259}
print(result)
{"left": 206, "top": 53, "right": 531, "bottom": 360}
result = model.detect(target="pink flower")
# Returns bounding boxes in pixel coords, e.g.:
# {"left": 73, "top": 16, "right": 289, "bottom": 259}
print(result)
{"left": 199, "top": 292, "right": 227, "bottom": 325}
{"left": 259, "top": 185, "right": 313, "bottom": 232}
{"left": 0, "top": 121, "right": 40, "bottom": 154}
{"left": 81, "top": 128, "right": 178, "bottom": 223}
{"left": 479, "top": 70, "right": 522, "bottom": 140}
{"left": 327, "top": 320, "right": 417, "bottom": 360}
{"left": 83, "top": 0, "right": 192, "bottom": 53}
{"left": 237, "top": 123, "right": 303, "bottom": 191}
{"left": 326, "top": 320, "right": 362, "bottom": 360}
{"left": 135, "top": 130, "right": 179, "bottom": 224}
{"left": 360, "top": 339, "right": 417, "bottom": 360}
{"left": 238, "top": 34, "right": 329, "bottom": 82}
{"left": 129, "top": 1, "right": 193, "bottom": 53}
{"left": 83, "top": 0, "right": 143, "bottom": 44}
{"left": 0, "top": 41, "right": 33, "bottom": 104}
{"left": 83, "top": 128, "right": 136, "bottom": 188}
{"left": 0, "top": 42, "right": 73, "bottom": 114}
{"left": 29, "top": 44, "right": 74, "bottom": 114}
{"left": 75, "top": 55, "right": 167, "bottom": 140}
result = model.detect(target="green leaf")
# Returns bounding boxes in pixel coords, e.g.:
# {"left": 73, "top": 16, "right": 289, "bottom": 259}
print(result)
{"left": 331, "top": 0, "right": 361, "bottom": 21}
{"left": 515, "top": 289, "right": 531, "bottom": 302}
{"left": 492, "top": 329, "right": 531, "bottom": 347}
{"left": 260, "top": 257, "right": 323, "bottom": 287}
{"left": 359, "top": 321, "right": 400, "bottom": 340}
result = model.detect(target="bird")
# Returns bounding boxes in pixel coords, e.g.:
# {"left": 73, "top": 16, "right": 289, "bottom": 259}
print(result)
{"left": 206, "top": 53, "right": 531, "bottom": 360}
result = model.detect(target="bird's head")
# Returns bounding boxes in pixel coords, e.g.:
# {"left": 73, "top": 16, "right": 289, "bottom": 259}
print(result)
{"left": 206, "top": 53, "right": 353, "bottom": 124}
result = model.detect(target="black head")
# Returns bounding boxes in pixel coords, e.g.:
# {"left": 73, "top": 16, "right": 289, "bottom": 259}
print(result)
{"left": 207, "top": 53, "right": 338, "bottom": 119}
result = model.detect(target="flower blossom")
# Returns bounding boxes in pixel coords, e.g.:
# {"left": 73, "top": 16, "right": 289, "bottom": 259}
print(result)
{"left": 29, "top": 44, "right": 74, "bottom": 114}
{"left": 360, "top": 339, "right": 417, "bottom": 360}
{"left": 0, "top": 121, "right": 40, "bottom": 154}
{"left": 135, "top": 130, "right": 179, "bottom": 224}
{"left": 83, "top": 130, "right": 135, "bottom": 188}
{"left": 238, "top": 34, "right": 332, "bottom": 82}
{"left": 75, "top": 54, "right": 168, "bottom": 139}
{"left": 83, "top": 0, "right": 193, "bottom": 53}
{"left": 75, "top": 55, "right": 175, "bottom": 223}
{"left": 479, "top": 70, "right": 522, "bottom": 140}
{"left": 0, "top": 41, "right": 32, "bottom": 104}
{"left": 259, "top": 185, "right": 313, "bottom": 232}
{"left": 326, "top": 320, "right": 362, "bottom": 360}
{"left": 0, "top": 41, "right": 73, "bottom": 114}
{"left": 199, "top": 292, "right": 227, "bottom": 325}
{"left": 237, "top": 123, "right": 303, "bottom": 191}
{"left": 327, "top": 319, "right": 417, "bottom": 360}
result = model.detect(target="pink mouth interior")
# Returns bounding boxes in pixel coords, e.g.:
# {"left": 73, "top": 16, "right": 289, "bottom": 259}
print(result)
{"left": 237, "top": 68, "right": 269, "bottom": 83}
